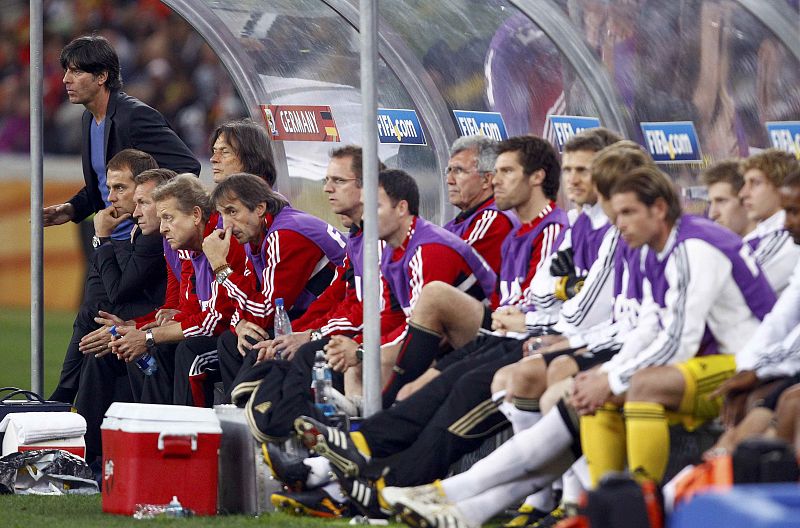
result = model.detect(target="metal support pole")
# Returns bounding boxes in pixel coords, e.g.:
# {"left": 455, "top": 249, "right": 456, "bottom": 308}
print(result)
{"left": 30, "top": 0, "right": 45, "bottom": 394}
{"left": 360, "top": 0, "right": 381, "bottom": 417}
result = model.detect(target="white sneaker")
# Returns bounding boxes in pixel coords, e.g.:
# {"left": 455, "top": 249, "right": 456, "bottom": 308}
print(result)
{"left": 382, "top": 481, "right": 448, "bottom": 511}
{"left": 397, "top": 499, "right": 476, "bottom": 528}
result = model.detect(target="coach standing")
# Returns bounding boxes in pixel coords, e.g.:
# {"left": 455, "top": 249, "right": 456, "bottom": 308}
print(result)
{"left": 43, "top": 35, "right": 200, "bottom": 229}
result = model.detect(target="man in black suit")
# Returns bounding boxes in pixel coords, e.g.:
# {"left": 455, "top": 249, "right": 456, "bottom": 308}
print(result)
{"left": 71, "top": 163, "right": 178, "bottom": 464}
{"left": 50, "top": 150, "right": 168, "bottom": 404}
{"left": 43, "top": 34, "right": 199, "bottom": 228}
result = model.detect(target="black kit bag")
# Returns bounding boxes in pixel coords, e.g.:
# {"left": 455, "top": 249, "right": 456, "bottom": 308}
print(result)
{"left": 0, "top": 387, "right": 72, "bottom": 446}
{"left": 732, "top": 437, "right": 800, "bottom": 484}
{"left": 235, "top": 361, "right": 326, "bottom": 443}
{"left": 584, "top": 472, "right": 664, "bottom": 528}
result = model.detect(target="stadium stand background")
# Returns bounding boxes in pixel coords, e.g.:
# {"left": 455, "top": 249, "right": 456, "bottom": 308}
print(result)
{"left": 0, "top": 0, "right": 246, "bottom": 310}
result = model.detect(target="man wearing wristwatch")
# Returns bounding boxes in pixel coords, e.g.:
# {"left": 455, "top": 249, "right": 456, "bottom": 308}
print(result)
{"left": 201, "top": 173, "right": 346, "bottom": 394}
{"left": 110, "top": 174, "right": 248, "bottom": 405}
{"left": 50, "top": 150, "right": 167, "bottom": 406}
{"left": 52, "top": 150, "right": 169, "bottom": 466}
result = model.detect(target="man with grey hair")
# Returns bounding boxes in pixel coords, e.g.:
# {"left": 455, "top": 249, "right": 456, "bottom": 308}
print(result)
{"left": 109, "top": 174, "right": 249, "bottom": 404}
{"left": 443, "top": 135, "right": 517, "bottom": 275}
{"left": 369, "top": 136, "right": 517, "bottom": 405}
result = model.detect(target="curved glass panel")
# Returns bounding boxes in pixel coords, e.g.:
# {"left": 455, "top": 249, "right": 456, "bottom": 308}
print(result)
{"left": 166, "top": 0, "right": 800, "bottom": 220}
{"left": 385, "top": 1, "right": 608, "bottom": 140}
{"left": 194, "top": 0, "right": 443, "bottom": 224}
{"left": 555, "top": 0, "right": 800, "bottom": 186}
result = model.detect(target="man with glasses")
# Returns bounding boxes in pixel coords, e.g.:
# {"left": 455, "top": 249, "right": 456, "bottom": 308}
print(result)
{"left": 443, "top": 135, "right": 518, "bottom": 275}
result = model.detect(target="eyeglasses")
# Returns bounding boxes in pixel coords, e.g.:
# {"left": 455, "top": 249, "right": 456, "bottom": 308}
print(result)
{"left": 445, "top": 166, "right": 480, "bottom": 177}
{"left": 323, "top": 177, "right": 358, "bottom": 187}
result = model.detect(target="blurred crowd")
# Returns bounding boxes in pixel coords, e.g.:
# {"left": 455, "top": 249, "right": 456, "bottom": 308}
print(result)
{"left": 0, "top": 0, "right": 246, "bottom": 156}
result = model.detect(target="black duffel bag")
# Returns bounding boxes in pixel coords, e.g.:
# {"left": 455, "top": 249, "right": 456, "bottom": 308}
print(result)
{"left": 0, "top": 387, "right": 72, "bottom": 446}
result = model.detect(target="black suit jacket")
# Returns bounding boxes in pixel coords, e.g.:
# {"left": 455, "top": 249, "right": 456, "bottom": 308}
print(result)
{"left": 68, "top": 91, "right": 201, "bottom": 222}
{"left": 82, "top": 228, "right": 167, "bottom": 321}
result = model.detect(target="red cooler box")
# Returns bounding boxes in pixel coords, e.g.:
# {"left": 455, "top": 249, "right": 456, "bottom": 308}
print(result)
{"left": 101, "top": 402, "right": 222, "bottom": 515}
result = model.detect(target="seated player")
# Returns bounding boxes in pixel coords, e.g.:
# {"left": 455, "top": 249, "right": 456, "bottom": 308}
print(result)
{"left": 69, "top": 157, "right": 170, "bottom": 464}
{"left": 50, "top": 150, "right": 165, "bottom": 405}
{"left": 738, "top": 148, "right": 800, "bottom": 294}
{"left": 380, "top": 163, "right": 776, "bottom": 528}
{"left": 702, "top": 159, "right": 754, "bottom": 237}
{"left": 577, "top": 164, "right": 776, "bottom": 485}
{"left": 442, "top": 135, "right": 517, "bottom": 275}
{"left": 701, "top": 165, "right": 800, "bottom": 457}
{"left": 200, "top": 173, "right": 346, "bottom": 405}
{"left": 377, "top": 135, "right": 567, "bottom": 406}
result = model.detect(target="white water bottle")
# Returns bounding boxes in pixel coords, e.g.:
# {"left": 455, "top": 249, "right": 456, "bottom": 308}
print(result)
{"left": 273, "top": 298, "right": 292, "bottom": 359}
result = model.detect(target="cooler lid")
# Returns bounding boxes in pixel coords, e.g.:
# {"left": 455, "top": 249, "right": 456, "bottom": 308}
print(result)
{"left": 102, "top": 403, "right": 221, "bottom": 434}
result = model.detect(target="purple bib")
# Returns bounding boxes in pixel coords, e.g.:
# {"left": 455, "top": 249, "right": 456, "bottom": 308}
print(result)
{"left": 245, "top": 206, "right": 347, "bottom": 311}
{"left": 643, "top": 215, "right": 776, "bottom": 320}
{"left": 380, "top": 216, "right": 497, "bottom": 310}
{"left": 190, "top": 251, "right": 214, "bottom": 303}
{"left": 499, "top": 206, "right": 569, "bottom": 302}
{"left": 163, "top": 240, "right": 182, "bottom": 281}
{"left": 443, "top": 198, "right": 519, "bottom": 238}
{"left": 570, "top": 213, "right": 612, "bottom": 275}
{"left": 611, "top": 237, "right": 643, "bottom": 324}
{"left": 348, "top": 228, "right": 365, "bottom": 296}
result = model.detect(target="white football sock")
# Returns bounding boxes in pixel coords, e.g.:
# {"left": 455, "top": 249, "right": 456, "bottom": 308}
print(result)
{"left": 504, "top": 402, "right": 542, "bottom": 434}
{"left": 521, "top": 486, "right": 555, "bottom": 511}
{"left": 455, "top": 474, "right": 563, "bottom": 526}
{"left": 441, "top": 407, "right": 576, "bottom": 502}
{"left": 570, "top": 456, "right": 592, "bottom": 497}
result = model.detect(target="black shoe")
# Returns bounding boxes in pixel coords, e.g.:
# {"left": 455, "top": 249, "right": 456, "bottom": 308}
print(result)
{"left": 333, "top": 467, "right": 392, "bottom": 519}
{"left": 526, "top": 503, "right": 576, "bottom": 528}
{"left": 262, "top": 441, "right": 311, "bottom": 492}
{"left": 271, "top": 487, "right": 352, "bottom": 518}
{"left": 503, "top": 503, "right": 550, "bottom": 527}
{"left": 294, "top": 415, "right": 368, "bottom": 477}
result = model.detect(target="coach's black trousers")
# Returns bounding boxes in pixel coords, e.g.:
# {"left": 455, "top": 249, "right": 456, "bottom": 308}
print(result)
{"left": 218, "top": 330, "right": 250, "bottom": 395}
{"left": 74, "top": 353, "right": 134, "bottom": 462}
{"left": 128, "top": 342, "right": 179, "bottom": 404}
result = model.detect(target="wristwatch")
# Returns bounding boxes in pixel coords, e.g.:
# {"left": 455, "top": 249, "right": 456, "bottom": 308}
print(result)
{"left": 355, "top": 347, "right": 364, "bottom": 362}
{"left": 310, "top": 329, "right": 323, "bottom": 341}
{"left": 145, "top": 329, "right": 156, "bottom": 350}
{"left": 92, "top": 235, "right": 110, "bottom": 248}
{"left": 215, "top": 265, "right": 233, "bottom": 284}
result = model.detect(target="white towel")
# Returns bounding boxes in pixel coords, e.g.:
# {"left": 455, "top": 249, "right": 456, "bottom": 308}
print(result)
{"left": 0, "top": 412, "right": 86, "bottom": 443}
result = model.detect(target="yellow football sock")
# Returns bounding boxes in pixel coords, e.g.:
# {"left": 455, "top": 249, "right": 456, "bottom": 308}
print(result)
{"left": 350, "top": 431, "right": 372, "bottom": 458}
{"left": 580, "top": 403, "right": 626, "bottom": 488}
{"left": 624, "top": 401, "right": 669, "bottom": 481}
